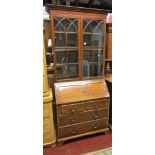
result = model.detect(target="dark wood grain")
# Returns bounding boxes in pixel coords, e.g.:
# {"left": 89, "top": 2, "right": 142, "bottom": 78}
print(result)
{"left": 59, "top": 108, "right": 109, "bottom": 126}
{"left": 55, "top": 79, "right": 110, "bottom": 145}
{"left": 46, "top": 4, "right": 111, "bottom": 14}
{"left": 59, "top": 118, "right": 108, "bottom": 138}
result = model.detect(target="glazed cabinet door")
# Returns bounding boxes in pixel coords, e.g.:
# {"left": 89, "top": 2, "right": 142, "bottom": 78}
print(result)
{"left": 81, "top": 17, "right": 106, "bottom": 78}
{"left": 51, "top": 14, "right": 80, "bottom": 81}
{"left": 50, "top": 11, "right": 106, "bottom": 81}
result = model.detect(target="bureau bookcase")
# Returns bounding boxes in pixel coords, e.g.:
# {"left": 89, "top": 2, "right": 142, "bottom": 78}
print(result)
{"left": 47, "top": 7, "right": 110, "bottom": 145}
{"left": 50, "top": 10, "right": 107, "bottom": 82}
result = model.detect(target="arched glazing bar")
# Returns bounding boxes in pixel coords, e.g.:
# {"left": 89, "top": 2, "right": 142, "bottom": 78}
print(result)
{"left": 67, "top": 19, "right": 78, "bottom": 32}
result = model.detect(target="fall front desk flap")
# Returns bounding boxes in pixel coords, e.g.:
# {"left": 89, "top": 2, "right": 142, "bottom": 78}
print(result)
{"left": 54, "top": 79, "right": 110, "bottom": 104}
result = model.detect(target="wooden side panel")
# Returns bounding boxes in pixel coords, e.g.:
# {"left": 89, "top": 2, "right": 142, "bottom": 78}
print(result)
{"left": 43, "top": 90, "right": 56, "bottom": 146}
{"left": 106, "top": 23, "right": 112, "bottom": 59}
{"left": 43, "top": 33, "right": 49, "bottom": 96}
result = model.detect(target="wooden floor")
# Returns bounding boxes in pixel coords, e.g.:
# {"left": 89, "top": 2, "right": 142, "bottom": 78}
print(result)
{"left": 43, "top": 132, "right": 112, "bottom": 155}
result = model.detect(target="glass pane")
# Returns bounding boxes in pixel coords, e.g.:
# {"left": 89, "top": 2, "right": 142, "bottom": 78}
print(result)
{"left": 83, "top": 19, "right": 103, "bottom": 33}
{"left": 54, "top": 17, "right": 65, "bottom": 32}
{"left": 54, "top": 17, "right": 78, "bottom": 51}
{"left": 83, "top": 50, "right": 102, "bottom": 62}
{"left": 67, "top": 33, "right": 78, "bottom": 46}
{"left": 68, "top": 51, "right": 78, "bottom": 63}
{"left": 56, "top": 64, "right": 78, "bottom": 79}
{"left": 55, "top": 33, "right": 66, "bottom": 47}
{"left": 83, "top": 20, "right": 98, "bottom": 33}
{"left": 54, "top": 17, "right": 79, "bottom": 80}
{"left": 54, "top": 17, "right": 77, "bottom": 32}
{"left": 56, "top": 51, "right": 78, "bottom": 63}
{"left": 83, "top": 19, "right": 104, "bottom": 78}
{"left": 83, "top": 63, "right": 102, "bottom": 77}
{"left": 83, "top": 19, "right": 104, "bottom": 48}
{"left": 67, "top": 19, "right": 78, "bottom": 32}
{"left": 93, "top": 34, "right": 103, "bottom": 47}
{"left": 83, "top": 34, "right": 92, "bottom": 47}
{"left": 54, "top": 17, "right": 78, "bottom": 48}
{"left": 56, "top": 51, "right": 66, "bottom": 64}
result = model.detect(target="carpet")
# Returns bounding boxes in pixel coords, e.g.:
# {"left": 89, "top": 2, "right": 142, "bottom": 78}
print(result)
{"left": 43, "top": 133, "right": 112, "bottom": 155}
{"left": 82, "top": 147, "right": 112, "bottom": 155}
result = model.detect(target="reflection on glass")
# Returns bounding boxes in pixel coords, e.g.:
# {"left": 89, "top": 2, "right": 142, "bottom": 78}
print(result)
{"left": 55, "top": 33, "right": 65, "bottom": 47}
{"left": 83, "top": 63, "right": 102, "bottom": 77}
{"left": 92, "top": 34, "right": 103, "bottom": 47}
{"left": 56, "top": 51, "right": 78, "bottom": 63}
{"left": 68, "top": 51, "right": 78, "bottom": 63}
{"left": 83, "top": 34, "right": 92, "bottom": 47}
{"left": 83, "top": 34, "right": 103, "bottom": 48}
{"left": 67, "top": 33, "right": 77, "bottom": 46}
{"left": 83, "top": 50, "right": 102, "bottom": 62}
{"left": 56, "top": 64, "right": 78, "bottom": 79}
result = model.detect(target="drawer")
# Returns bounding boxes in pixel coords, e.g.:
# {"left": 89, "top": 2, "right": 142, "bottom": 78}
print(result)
{"left": 58, "top": 102, "right": 86, "bottom": 115}
{"left": 87, "top": 99, "right": 109, "bottom": 110}
{"left": 59, "top": 118, "right": 108, "bottom": 138}
{"left": 43, "top": 104, "right": 49, "bottom": 118}
{"left": 58, "top": 108, "right": 109, "bottom": 126}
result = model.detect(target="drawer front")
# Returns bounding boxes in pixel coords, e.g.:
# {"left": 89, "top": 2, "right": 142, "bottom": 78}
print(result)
{"left": 87, "top": 99, "right": 109, "bottom": 110}
{"left": 43, "top": 104, "right": 49, "bottom": 118}
{"left": 58, "top": 102, "right": 86, "bottom": 115}
{"left": 59, "top": 108, "right": 109, "bottom": 126}
{"left": 59, "top": 118, "right": 108, "bottom": 138}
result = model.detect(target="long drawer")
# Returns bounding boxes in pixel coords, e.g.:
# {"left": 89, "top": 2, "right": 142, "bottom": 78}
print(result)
{"left": 58, "top": 98, "right": 110, "bottom": 116}
{"left": 86, "top": 99, "right": 109, "bottom": 110}
{"left": 58, "top": 118, "right": 108, "bottom": 139}
{"left": 58, "top": 108, "right": 109, "bottom": 126}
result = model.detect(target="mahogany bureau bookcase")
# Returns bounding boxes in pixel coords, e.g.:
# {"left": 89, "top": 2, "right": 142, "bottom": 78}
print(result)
{"left": 47, "top": 5, "right": 110, "bottom": 145}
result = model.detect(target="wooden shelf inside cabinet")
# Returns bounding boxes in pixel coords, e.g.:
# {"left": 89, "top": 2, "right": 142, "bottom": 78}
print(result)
{"left": 49, "top": 8, "right": 107, "bottom": 82}
{"left": 83, "top": 32, "right": 103, "bottom": 35}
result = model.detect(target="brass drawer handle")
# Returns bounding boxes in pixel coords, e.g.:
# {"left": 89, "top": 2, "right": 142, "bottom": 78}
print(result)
{"left": 93, "top": 104, "right": 98, "bottom": 108}
{"left": 92, "top": 113, "right": 99, "bottom": 118}
{"left": 71, "top": 131, "right": 77, "bottom": 134}
{"left": 72, "top": 119, "right": 76, "bottom": 122}
{"left": 93, "top": 126, "right": 98, "bottom": 129}
{"left": 94, "top": 115, "right": 99, "bottom": 118}
{"left": 71, "top": 109, "right": 76, "bottom": 113}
